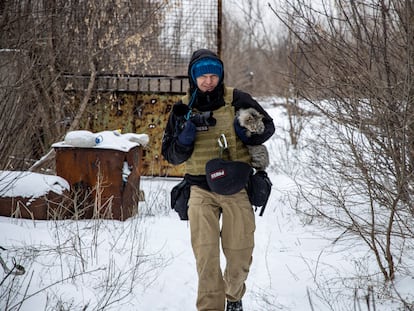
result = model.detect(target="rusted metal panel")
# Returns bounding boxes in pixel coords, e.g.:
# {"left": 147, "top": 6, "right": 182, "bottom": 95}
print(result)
{"left": 54, "top": 146, "right": 142, "bottom": 220}
{"left": 81, "top": 92, "right": 185, "bottom": 177}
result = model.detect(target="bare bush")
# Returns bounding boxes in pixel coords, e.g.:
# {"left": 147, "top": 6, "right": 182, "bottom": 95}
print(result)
{"left": 271, "top": 0, "right": 414, "bottom": 285}
{"left": 0, "top": 0, "right": 166, "bottom": 172}
{"left": 222, "top": 1, "right": 289, "bottom": 96}
{"left": 0, "top": 185, "right": 164, "bottom": 310}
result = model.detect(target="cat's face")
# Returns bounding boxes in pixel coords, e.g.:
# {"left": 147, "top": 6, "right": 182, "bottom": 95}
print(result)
{"left": 238, "top": 108, "right": 265, "bottom": 135}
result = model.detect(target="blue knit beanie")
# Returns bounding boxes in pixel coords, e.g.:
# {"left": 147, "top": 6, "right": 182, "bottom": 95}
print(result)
{"left": 191, "top": 58, "right": 223, "bottom": 83}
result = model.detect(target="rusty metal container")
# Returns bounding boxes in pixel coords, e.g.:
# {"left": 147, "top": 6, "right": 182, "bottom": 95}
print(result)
{"left": 0, "top": 192, "right": 68, "bottom": 220}
{"left": 54, "top": 145, "right": 142, "bottom": 221}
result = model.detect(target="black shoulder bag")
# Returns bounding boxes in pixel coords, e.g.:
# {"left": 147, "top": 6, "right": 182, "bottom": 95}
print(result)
{"left": 170, "top": 178, "right": 191, "bottom": 220}
{"left": 247, "top": 170, "right": 272, "bottom": 216}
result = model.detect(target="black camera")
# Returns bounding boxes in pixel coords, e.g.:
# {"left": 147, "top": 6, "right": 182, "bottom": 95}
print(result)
{"left": 173, "top": 103, "right": 216, "bottom": 129}
{"left": 189, "top": 111, "right": 216, "bottom": 127}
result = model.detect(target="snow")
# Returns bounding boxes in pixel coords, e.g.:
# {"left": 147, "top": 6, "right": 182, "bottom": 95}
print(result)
{"left": 0, "top": 171, "right": 69, "bottom": 198}
{"left": 52, "top": 130, "right": 149, "bottom": 152}
{"left": 1, "top": 101, "right": 413, "bottom": 310}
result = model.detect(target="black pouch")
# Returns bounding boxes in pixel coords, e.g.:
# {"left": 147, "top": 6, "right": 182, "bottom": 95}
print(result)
{"left": 170, "top": 178, "right": 191, "bottom": 220}
{"left": 247, "top": 170, "right": 272, "bottom": 216}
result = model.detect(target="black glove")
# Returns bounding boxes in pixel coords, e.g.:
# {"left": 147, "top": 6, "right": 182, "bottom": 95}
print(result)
{"left": 177, "top": 121, "right": 196, "bottom": 146}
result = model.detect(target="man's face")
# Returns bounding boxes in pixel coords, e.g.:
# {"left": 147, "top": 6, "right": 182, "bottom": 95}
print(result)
{"left": 196, "top": 74, "right": 220, "bottom": 92}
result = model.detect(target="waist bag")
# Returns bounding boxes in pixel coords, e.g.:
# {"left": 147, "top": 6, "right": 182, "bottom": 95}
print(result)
{"left": 205, "top": 158, "right": 253, "bottom": 195}
{"left": 205, "top": 158, "right": 272, "bottom": 216}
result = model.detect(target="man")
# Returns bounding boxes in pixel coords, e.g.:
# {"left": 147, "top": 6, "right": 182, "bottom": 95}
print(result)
{"left": 162, "top": 49, "right": 275, "bottom": 311}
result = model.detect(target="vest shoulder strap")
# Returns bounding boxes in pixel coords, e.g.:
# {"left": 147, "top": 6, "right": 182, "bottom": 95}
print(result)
{"left": 181, "top": 93, "right": 190, "bottom": 105}
{"left": 223, "top": 86, "right": 234, "bottom": 106}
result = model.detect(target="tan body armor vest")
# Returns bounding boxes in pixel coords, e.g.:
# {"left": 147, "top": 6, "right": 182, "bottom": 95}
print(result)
{"left": 182, "top": 87, "right": 251, "bottom": 175}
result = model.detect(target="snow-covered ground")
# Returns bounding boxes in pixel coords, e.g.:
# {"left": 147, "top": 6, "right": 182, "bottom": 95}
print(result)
{"left": 1, "top": 101, "right": 413, "bottom": 310}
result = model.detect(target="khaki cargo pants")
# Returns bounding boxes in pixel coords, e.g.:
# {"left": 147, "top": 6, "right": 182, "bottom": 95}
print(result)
{"left": 188, "top": 186, "right": 255, "bottom": 311}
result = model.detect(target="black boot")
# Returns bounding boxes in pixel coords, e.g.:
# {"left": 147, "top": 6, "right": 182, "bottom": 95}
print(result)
{"left": 226, "top": 300, "right": 243, "bottom": 311}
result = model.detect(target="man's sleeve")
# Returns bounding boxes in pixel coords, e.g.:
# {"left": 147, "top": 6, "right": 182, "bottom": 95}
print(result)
{"left": 232, "top": 89, "right": 275, "bottom": 145}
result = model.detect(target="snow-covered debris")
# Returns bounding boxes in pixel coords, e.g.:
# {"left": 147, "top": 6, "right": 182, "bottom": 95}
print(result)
{"left": 52, "top": 130, "right": 149, "bottom": 152}
{"left": 0, "top": 171, "right": 69, "bottom": 198}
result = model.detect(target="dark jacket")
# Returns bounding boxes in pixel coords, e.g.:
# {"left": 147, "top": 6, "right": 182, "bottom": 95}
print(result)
{"left": 161, "top": 49, "right": 275, "bottom": 189}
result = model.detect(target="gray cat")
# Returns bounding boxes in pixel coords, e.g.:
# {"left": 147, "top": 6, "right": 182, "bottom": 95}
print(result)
{"left": 236, "top": 108, "right": 265, "bottom": 137}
